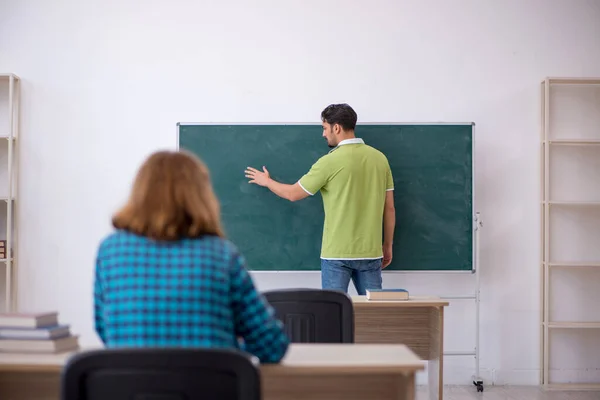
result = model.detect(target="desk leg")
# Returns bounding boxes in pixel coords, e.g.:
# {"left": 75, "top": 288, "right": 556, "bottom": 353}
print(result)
{"left": 428, "top": 307, "right": 444, "bottom": 400}
{"left": 401, "top": 372, "right": 416, "bottom": 400}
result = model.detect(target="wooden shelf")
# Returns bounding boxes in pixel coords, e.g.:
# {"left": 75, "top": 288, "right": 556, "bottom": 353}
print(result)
{"left": 0, "top": 73, "right": 18, "bottom": 313}
{"left": 547, "top": 139, "right": 600, "bottom": 145}
{"left": 545, "top": 77, "right": 600, "bottom": 85}
{"left": 540, "top": 77, "right": 600, "bottom": 389}
{"left": 546, "top": 322, "right": 600, "bottom": 329}
{"left": 545, "top": 201, "right": 600, "bottom": 206}
{"left": 545, "top": 383, "right": 600, "bottom": 391}
{"left": 547, "top": 262, "right": 600, "bottom": 268}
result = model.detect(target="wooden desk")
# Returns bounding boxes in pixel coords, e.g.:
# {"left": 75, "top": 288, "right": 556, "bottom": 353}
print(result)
{"left": 352, "top": 296, "right": 449, "bottom": 400}
{"left": 0, "top": 343, "right": 424, "bottom": 400}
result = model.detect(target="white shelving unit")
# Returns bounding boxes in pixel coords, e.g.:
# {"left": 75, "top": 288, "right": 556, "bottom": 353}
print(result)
{"left": 0, "top": 73, "right": 19, "bottom": 313}
{"left": 541, "top": 77, "right": 600, "bottom": 390}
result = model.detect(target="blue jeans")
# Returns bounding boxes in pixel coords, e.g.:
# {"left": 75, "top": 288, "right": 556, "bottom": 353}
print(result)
{"left": 321, "top": 259, "right": 383, "bottom": 295}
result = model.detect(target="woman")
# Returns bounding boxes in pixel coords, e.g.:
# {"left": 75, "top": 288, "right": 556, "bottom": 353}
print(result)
{"left": 94, "top": 150, "right": 289, "bottom": 363}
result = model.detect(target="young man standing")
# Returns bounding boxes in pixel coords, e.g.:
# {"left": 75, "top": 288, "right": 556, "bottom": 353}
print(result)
{"left": 245, "top": 104, "right": 395, "bottom": 294}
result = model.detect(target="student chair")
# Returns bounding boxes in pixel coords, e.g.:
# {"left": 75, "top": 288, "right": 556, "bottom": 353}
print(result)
{"left": 263, "top": 288, "right": 354, "bottom": 343}
{"left": 61, "top": 347, "right": 261, "bottom": 400}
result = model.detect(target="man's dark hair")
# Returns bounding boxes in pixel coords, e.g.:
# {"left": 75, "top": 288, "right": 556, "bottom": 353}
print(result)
{"left": 321, "top": 103, "right": 357, "bottom": 131}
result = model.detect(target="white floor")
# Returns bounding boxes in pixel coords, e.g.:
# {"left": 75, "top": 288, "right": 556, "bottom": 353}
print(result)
{"left": 416, "top": 385, "right": 600, "bottom": 400}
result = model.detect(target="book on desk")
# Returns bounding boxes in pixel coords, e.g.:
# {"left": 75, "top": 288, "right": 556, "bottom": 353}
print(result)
{"left": 366, "top": 288, "right": 409, "bottom": 301}
{"left": 0, "top": 311, "right": 79, "bottom": 353}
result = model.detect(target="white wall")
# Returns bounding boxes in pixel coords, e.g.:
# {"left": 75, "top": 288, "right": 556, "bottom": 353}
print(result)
{"left": 1, "top": 0, "right": 600, "bottom": 386}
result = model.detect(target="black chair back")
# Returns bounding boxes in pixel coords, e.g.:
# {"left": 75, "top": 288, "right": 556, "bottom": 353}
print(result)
{"left": 263, "top": 288, "right": 354, "bottom": 343}
{"left": 61, "top": 347, "right": 261, "bottom": 400}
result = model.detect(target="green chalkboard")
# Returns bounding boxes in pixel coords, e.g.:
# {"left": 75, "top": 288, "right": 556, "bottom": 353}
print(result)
{"left": 177, "top": 123, "right": 474, "bottom": 271}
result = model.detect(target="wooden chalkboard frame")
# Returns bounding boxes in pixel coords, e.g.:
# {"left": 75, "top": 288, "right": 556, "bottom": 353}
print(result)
{"left": 175, "top": 122, "right": 477, "bottom": 274}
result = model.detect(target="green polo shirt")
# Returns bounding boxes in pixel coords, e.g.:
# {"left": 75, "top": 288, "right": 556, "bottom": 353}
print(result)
{"left": 298, "top": 138, "right": 394, "bottom": 260}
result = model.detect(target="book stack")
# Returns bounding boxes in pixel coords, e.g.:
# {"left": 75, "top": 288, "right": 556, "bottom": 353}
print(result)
{"left": 0, "top": 240, "right": 7, "bottom": 259}
{"left": 0, "top": 311, "right": 79, "bottom": 353}
{"left": 366, "top": 288, "right": 410, "bottom": 301}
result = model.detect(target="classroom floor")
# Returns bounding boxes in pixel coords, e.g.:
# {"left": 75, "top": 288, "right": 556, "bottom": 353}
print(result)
{"left": 416, "top": 385, "right": 600, "bottom": 400}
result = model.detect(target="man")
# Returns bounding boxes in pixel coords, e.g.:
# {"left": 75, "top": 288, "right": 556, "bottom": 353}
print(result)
{"left": 244, "top": 103, "right": 395, "bottom": 295}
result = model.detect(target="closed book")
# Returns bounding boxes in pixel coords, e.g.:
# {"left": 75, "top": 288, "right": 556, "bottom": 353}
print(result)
{"left": 366, "top": 288, "right": 409, "bottom": 301}
{"left": 0, "top": 325, "right": 70, "bottom": 340}
{"left": 0, "top": 312, "right": 58, "bottom": 328}
{"left": 0, "top": 335, "right": 79, "bottom": 353}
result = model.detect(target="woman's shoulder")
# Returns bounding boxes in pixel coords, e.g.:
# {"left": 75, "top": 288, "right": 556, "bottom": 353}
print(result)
{"left": 96, "top": 230, "right": 243, "bottom": 261}
{"left": 96, "top": 230, "right": 140, "bottom": 255}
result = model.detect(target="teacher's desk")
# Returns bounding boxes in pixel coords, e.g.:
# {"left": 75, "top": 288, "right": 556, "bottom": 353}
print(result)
{"left": 352, "top": 295, "right": 449, "bottom": 400}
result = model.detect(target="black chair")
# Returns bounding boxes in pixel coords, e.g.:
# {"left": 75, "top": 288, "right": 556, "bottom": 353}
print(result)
{"left": 61, "top": 347, "right": 261, "bottom": 400}
{"left": 263, "top": 288, "right": 354, "bottom": 343}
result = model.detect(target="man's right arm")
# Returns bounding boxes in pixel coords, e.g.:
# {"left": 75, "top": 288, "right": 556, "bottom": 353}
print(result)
{"left": 383, "top": 190, "right": 395, "bottom": 268}
{"left": 383, "top": 162, "right": 395, "bottom": 268}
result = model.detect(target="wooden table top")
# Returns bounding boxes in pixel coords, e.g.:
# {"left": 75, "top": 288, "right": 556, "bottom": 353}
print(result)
{"left": 351, "top": 295, "right": 449, "bottom": 307}
{"left": 0, "top": 343, "right": 425, "bottom": 375}
{"left": 263, "top": 343, "right": 424, "bottom": 375}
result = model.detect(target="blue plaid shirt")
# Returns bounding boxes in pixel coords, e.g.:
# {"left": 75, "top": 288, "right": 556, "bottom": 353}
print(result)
{"left": 94, "top": 230, "right": 289, "bottom": 363}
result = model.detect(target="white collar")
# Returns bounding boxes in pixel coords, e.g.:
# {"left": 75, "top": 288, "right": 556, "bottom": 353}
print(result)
{"left": 337, "top": 138, "right": 364, "bottom": 146}
{"left": 329, "top": 138, "right": 364, "bottom": 153}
